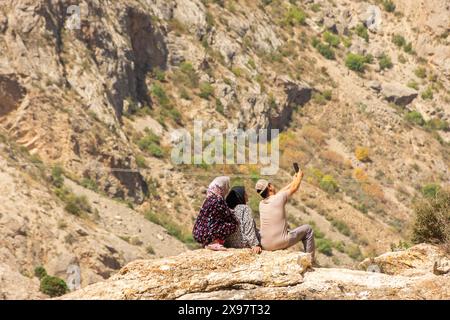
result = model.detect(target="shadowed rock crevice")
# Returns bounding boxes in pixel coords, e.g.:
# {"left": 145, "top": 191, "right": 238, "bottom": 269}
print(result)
{"left": 126, "top": 7, "right": 168, "bottom": 108}
{"left": 0, "top": 74, "right": 26, "bottom": 117}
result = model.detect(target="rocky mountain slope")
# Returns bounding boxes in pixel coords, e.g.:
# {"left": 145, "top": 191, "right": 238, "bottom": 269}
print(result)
{"left": 0, "top": 0, "right": 449, "bottom": 299}
{"left": 64, "top": 244, "right": 450, "bottom": 300}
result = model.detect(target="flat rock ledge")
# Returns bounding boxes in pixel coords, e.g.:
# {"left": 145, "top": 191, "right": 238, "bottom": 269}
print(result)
{"left": 63, "top": 244, "right": 450, "bottom": 300}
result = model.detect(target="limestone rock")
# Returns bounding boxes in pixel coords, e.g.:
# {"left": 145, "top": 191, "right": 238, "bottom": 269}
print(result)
{"left": 359, "top": 4, "right": 382, "bottom": 33}
{"left": 63, "top": 245, "right": 450, "bottom": 300}
{"left": 381, "top": 83, "right": 418, "bottom": 106}
{"left": 359, "top": 244, "right": 448, "bottom": 276}
{"left": 173, "top": 0, "right": 207, "bottom": 39}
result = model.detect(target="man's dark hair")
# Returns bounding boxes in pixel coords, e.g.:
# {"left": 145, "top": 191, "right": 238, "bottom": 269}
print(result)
{"left": 260, "top": 186, "right": 270, "bottom": 199}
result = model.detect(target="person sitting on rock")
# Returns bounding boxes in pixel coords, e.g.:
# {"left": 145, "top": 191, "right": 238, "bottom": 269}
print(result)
{"left": 224, "top": 186, "right": 262, "bottom": 254}
{"left": 193, "top": 176, "right": 238, "bottom": 251}
{"left": 255, "top": 171, "right": 315, "bottom": 260}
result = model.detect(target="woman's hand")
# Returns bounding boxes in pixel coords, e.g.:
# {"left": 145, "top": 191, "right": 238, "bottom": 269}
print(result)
{"left": 251, "top": 246, "right": 262, "bottom": 254}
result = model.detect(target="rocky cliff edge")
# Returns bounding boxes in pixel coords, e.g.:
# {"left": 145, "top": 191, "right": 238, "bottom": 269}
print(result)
{"left": 63, "top": 244, "right": 450, "bottom": 300}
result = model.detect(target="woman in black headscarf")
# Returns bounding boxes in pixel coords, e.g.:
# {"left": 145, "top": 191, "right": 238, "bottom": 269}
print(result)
{"left": 225, "top": 186, "right": 262, "bottom": 254}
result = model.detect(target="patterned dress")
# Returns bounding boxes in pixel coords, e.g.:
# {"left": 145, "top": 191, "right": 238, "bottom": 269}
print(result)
{"left": 193, "top": 193, "right": 239, "bottom": 246}
{"left": 225, "top": 205, "right": 261, "bottom": 248}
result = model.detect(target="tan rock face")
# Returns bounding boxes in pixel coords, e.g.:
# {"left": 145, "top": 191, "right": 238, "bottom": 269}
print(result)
{"left": 64, "top": 245, "right": 450, "bottom": 300}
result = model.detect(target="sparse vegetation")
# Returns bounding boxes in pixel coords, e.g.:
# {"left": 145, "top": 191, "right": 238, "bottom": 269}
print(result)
{"left": 198, "top": 82, "right": 214, "bottom": 100}
{"left": 421, "top": 87, "right": 433, "bottom": 100}
{"left": 135, "top": 154, "right": 147, "bottom": 168}
{"left": 355, "top": 24, "right": 369, "bottom": 42}
{"left": 145, "top": 210, "right": 197, "bottom": 247}
{"left": 345, "top": 53, "right": 367, "bottom": 72}
{"left": 316, "top": 238, "right": 333, "bottom": 256}
{"left": 355, "top": 147, "right": 370, "bottom": 162}
{"left": 382, "top": 0, "right": 396, "bottom": 12}
{"left": 392, "top": 34, "right": 406, "bottom": 48}
{"left": 421, "top": 184, "right": 441, "bottom": 198}
{"left": 378, "top": 53, "right": 393, "bottom": 70}
{"left": 323, "top": 31, "right": 340, "bottom": 47}
{"left": 81, "top": 178, "right": 98, "bottom": 192}
{"left": 331, "top": 219, "right": 351, "bottom": 237}
{"left": 414, "top": 67, "right": 427, "bottom": 79}
{"left": 407, "top": 80, "right": 419, "bottom": 90}
{"left": 137, "top": 129, "right": 164, "bottom": 158}
{"left": 412, "top": 188, "right": 450, "bottom": 247}
{"left": 319, "top": 175, "right": 339, "bottom": 194}
{"left": 405, "top": 111, "right": 425, "bottom": 126}
{"left": 34, "top": 266, "right": 68, "bottom": 297}
{"left": 284, "top": 7, "right": 306, "bottom": 26}
{"left": 316, "top": 42, "right": 335, "bottom": 60}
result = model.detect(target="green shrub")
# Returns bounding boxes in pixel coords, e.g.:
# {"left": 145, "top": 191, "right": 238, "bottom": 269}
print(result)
{"left": 135, "top": 154, "right": 147, "bottom": 168}
{"left": 284, "top": 7, "right": 306, "bottom": 26}
{"left": 323, "top": 31, "right": 340, "bottom": 47}
{"left": 40, "top": 275, "right": 69, "bottom": 297}
{"left": 412, "top": 189, "right": 450, "bottom": 245}
{"left": 151, "top": 84, "right": 170, "bottom": 107}
{"left": 316, "top": 43, "right": 335, "bottom": 60}
{"left": 407, "top": 80, "right": 419, "bottom": 90}
{"left": 65, "top": 194, "right": 91, "bottom": 216}
{"left": 312, "top": 92, "right": 327, "bottom": 105}
{"left": 55, "top": 186, "right": 92, "bottom": 215}
{"left": 215, "top": 98, "right": 225, "bottom": 115}
{"left": 355, "top": 24, "right": 369, "bottom": 42}
{"left": 421, "top": 87, "right": 433, "bottom": 100}
{"left": 363, "top": 54, "right": 374, "bottom": 64}
{"left": 320, "top": 175, "right": 339, "bottom": 194}
{"left": 323, "top": 90, "right": 332, "bottom": 101}
{"left": 178, "top": 62, "right": 199, "bottom": 88}
{"left": 51, "top": 165, "right": 65, "bottom": 188}
{"left": 382, "top": 0, "right": 396, "bottom": 12}
{"left": 342, "top": 37, "right": 352, "bottom": 48}
{"left": 164, "top": 108, "right": 182, "bottom": 125}
{"left": 152, "top": 67, "right": 165, "bottom": 81}
{"left": 331, "top": 219, "right": 351, "bottom": 236}
{"left": 378, "top": 53, "right": 393, "bottom": 70}
{"left": 421, "top": 184, "right": 441, "bottom": 198}
{"left": 403, "top": 42, "right": 413, "bottom": 53}
{"left": 425, "top": 118, "right": 449, "bottom": 131}
{"left": 345, "top": 53, "right": 367, "bottom": 72}
{"left": 145, "top": 211, "right": 196, "bottom": 246}
{"left": 346, "top": 245, "right": 363, "bottom": 260}
{"left": 405, "top": 111, "right": 425, "bottom": 126}
{"left": 414, "top": 67, "right": 427, "bottom": 79}
{"left": 138, "top": 130, "right": 164, "bottom": 158}
{"left": 311, "top": 3, "right": 321, "bottom": 12}
{"left": 81, "top": 178, "right": 98, "bottom": 192}
{"left": 316, "top": 238, "right": 333, "bottom": 256}
{"left": 34, "top": 266, "right": 47, "bottom": 280}
{"left": 311, "top": 36, "right": 320, "bottom": 48}
{"left": 198, "top": 82, "right": 214, "bottom": 100}
{"left": 146, "top": 245, "right": 155, "bottom": 255}
{"left": 392, "top": 34, "right": 406, "bottom": 48}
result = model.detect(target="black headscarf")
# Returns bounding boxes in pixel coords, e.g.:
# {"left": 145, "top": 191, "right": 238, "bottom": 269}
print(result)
{"left": 226, "top": 186, "right": 246, "bottom": 209}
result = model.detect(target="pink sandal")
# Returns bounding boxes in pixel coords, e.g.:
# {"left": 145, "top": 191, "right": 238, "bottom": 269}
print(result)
{"left": 205, "top": 243, "right": 227, "bottom": 251}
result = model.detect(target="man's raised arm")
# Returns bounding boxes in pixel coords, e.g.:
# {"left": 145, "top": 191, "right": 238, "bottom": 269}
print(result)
{"left": 280, "top": 170, "right": 304, "bottom": 197}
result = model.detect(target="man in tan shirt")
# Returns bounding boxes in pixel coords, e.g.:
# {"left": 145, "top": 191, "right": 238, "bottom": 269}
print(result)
{"left": 255, "top": 171, "right": 315, "bottom": 259}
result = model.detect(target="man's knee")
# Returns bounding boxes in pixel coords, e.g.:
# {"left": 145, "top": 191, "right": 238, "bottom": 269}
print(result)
{"left": 304, "top": 224, "right": 314, "bottom": 237}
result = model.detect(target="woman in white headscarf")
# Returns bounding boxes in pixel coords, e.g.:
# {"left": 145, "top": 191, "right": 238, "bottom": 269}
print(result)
{"left": 192, "top": 176, "right": 238, "bottom": 251}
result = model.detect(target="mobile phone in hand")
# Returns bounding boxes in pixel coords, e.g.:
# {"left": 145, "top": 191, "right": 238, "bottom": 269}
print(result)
{"left": 293, "top": 162, "right": 300, "bottom": 173}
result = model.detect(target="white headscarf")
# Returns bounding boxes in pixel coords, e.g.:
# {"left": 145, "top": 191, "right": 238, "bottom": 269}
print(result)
{"left": 207, "top": 176, "right": 231, "bottom": 198}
